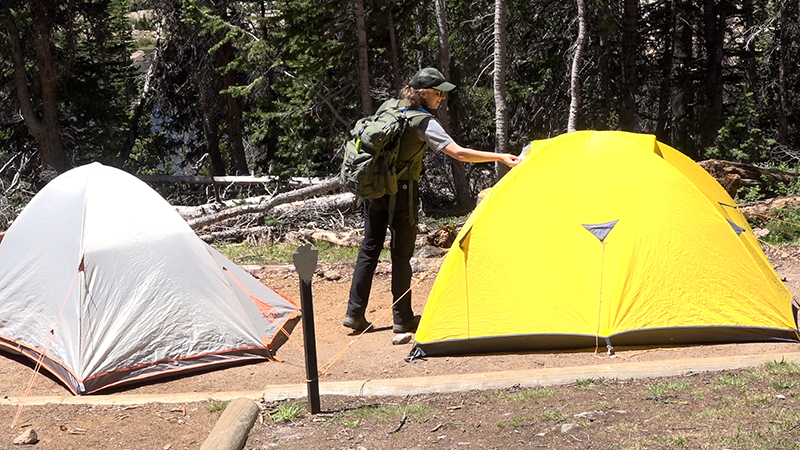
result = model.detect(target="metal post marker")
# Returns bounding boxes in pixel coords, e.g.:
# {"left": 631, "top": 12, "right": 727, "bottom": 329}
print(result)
{"left": 292, "top": 243, "right": 320, "bottom": 414}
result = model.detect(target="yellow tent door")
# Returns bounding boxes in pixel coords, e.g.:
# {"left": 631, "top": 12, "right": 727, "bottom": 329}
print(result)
{"left": 413, "top": 131, "right": 797, "bottom": 357}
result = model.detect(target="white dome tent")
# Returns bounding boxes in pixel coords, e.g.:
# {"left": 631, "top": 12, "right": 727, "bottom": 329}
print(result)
{"left": 0, "top": 163, "right": 298, "bottom": 395}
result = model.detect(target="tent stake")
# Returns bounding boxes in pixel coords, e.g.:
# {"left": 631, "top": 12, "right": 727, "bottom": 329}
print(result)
{"left": 293, "top": 244, "right": 321, "bottom": 414}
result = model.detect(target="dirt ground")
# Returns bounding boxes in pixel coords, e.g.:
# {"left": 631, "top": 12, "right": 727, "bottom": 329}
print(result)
{"left": 1, "top": 248, "right": 800, "bottom": 449}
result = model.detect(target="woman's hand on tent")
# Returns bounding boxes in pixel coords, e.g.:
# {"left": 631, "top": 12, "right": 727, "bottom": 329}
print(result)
{"left": 499, "top": 153, "right": 521, "bottom": 167}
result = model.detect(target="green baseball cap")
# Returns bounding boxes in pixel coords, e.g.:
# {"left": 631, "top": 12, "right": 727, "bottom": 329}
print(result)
{"left": 410, "top": 68, "right": 456, "bottom": 92}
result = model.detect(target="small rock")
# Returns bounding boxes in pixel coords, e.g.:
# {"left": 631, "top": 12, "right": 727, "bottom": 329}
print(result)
{"left": 322, "top": 270, "right": 341, "bottom": 281}
{"left": 392, "top": 333, "right": 413, "bottom": 345}
{"left": 13, "top": 428, "right": 39, "bottom": 445}
{"left": 573, "top": 411, "right": 603, "bottom": 420}
{"left": 560, "top": 423, "right": 579, "bottom": 434}
{"left": 415, "top": 245, "right": 446, "bottom": 258}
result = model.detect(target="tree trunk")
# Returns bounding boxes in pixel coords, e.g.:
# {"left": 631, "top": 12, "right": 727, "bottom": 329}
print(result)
{"left": 414, "top": 1, "right": 429, "bottom": 67}
{"left": 384, "top": 0, "right": 403, "bottom": 94}
{"left": 567, "top": 0, "right": 586, "bottom": 133}
{"left": 597, "top": 4, "right": 612, "bottom": 126}
{"left": 620, "top": 0, "right": 638, "bottom": 132}
{"left": 5, "top": 0, "right": 70, "bottom": 173}
{"left": 220, "top": 43, "right": 249, "bottom": 175}
{"left": 777, "top": 1, "right": 790, "bottom": 147}
{"left": 671, "top": 0, "right": 695, "bottom": 158}
{"left": 196, "top": 70, "right": 226, "bottom": 177}
{"left": 655, "top": 0, "right": 676, "bottom": 143}
{"left": 117, "top": 27, "right": 162, "bottom": 168}
{"left": 741, "top": 0, "right": 758, "bottom": 163}
{"left": 493, "top": 0, "right": 509, "bottom": 179}
{"left": 434, "top": 0, "right": 472, "bottom": 208}
{"left": 354, "top": 0, "right": 373, "bottom": 115}
{"left": 213, "top": 2, "right": 248, "bottom": 175}
{"left": 433, "top": 0, "right": 451, "bottom": 129}
{"left": 202, "top": 112, "right": 225, "bottom": 178}
{"left": 701, "top": 0, "right": 726, "bottom": 156}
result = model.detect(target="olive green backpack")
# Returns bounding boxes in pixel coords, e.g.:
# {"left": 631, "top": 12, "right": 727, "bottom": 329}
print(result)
{"left": 339, "top": 101, "right": 432, "bottom": 199}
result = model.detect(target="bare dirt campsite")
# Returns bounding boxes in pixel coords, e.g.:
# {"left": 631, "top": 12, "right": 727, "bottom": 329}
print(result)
{"left": 0, "top": 248, "right": 799, "bottom": 449}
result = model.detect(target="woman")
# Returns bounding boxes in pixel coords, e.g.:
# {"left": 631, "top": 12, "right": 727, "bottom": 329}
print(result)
{"left": 343, "top": 67, "right": 520, "bottom": 334}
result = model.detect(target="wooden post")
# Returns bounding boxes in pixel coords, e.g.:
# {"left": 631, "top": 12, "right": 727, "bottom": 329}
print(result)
{"left": 292, "top": 243, "right": 320, "bottom": 414}
{"left": 199, "top": 397, "right": 259, "bottom": 450}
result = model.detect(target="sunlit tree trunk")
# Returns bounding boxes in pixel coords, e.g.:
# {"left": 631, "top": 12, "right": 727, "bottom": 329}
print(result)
{"left": 567, "top": 0, "right": 586, "bottom": 133}
{"left": 493, "top": 0, "right": 509, "bottom": 179}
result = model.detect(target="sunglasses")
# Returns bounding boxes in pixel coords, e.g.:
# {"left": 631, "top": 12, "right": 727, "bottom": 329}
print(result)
{"left": 429, "top": 89, "right": 447, "bottom": 99}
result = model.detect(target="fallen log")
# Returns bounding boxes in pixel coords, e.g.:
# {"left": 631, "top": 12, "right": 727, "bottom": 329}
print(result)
{"left": 738, "top": 195, "right": 800, "bottom": 218}
{"left": 187, "top": 178, "right": 342, "bottom": 230}
{"left": 198, "top": 226, "right": 270, "bottom": 243}
{"left": 199, "top": 397, "right": 260, "bottom": 450}
{"left": 178, "top": 192, "right": 356, "bottom": 222}
{"left": 140, "top": 174, "right": 326, "bottom": 186}
{"left": 697, "top": 159, "right": 798, "bottom": 198}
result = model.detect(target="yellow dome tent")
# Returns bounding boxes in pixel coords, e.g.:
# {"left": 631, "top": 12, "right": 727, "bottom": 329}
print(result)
{"left": 411, "top": 131, "right": 798, "bottom": 358}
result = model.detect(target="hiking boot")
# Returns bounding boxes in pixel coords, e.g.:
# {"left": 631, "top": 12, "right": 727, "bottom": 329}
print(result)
{"left": 343, "top": 315, "right": 373, "bottom": 333}
{"left": 393, "top": 315, "right": 421, "bottom": 334}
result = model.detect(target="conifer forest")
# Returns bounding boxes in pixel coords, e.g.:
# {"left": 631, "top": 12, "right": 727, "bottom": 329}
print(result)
{"left": 1, "top": 0, "right": 799, "bottom": 215}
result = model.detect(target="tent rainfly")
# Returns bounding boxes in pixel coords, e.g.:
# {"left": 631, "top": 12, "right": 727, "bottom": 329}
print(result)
{"left": 411, "top": 131, "right": 799, "bottom": 358}
{"left": 0, "top": 163, "right": 298, "bottom": 395}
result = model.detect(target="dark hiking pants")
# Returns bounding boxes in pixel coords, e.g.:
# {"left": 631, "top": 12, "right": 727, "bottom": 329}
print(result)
{"left": 347, "top": 181, "right": 418, "bottom": 326}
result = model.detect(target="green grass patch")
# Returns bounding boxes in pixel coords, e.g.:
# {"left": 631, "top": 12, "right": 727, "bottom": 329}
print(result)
{"left": 214, "top": 240, "right": 389, "bottom": 265}
{"left": 647, "top": 380, "right": 690, "bottom": 397}
{"left": 746, "top": 392, "right": 777, "bottom": 408}
{"left": 764, "top": 359, "right": 800, "bottom": 376}
{"left": 270, "top": 402, "right": 304, "bottom": 422}
{"left": 773, "top": 379, "right": 798, "bottom": 390}
{"left": 206, "top": 400, "right": 229, "bottom": 413}
{"left": 338, "top": 418, "right": 360, "bottom": 428}
{"left": 540, "top": 410, "right": 568, "bottom": 422}
{"left": 499, "top": 388, "right": 556, "bottom": 402}
{"left": 721, "top": 426, "right": 800, "bottom": 450}
{"left": 576, "top": 378, "right": 605, "bottom": 391}
{"left": 593, "top": 399, "right": 622, "bottom": 409}
{"left": 509, "top": 415, "right": 529, "bottom": 428}
{"left": 712, "top": 372, "right": 748, "bottom": 392}
{"left": 754, "top": 207, "right": 800, "bottom": 246}
{"left": 648, "top": 433, "right": 689, "bottom": 448}
{"left": 133, "top": 37, "right": 156, "bottom": 51}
